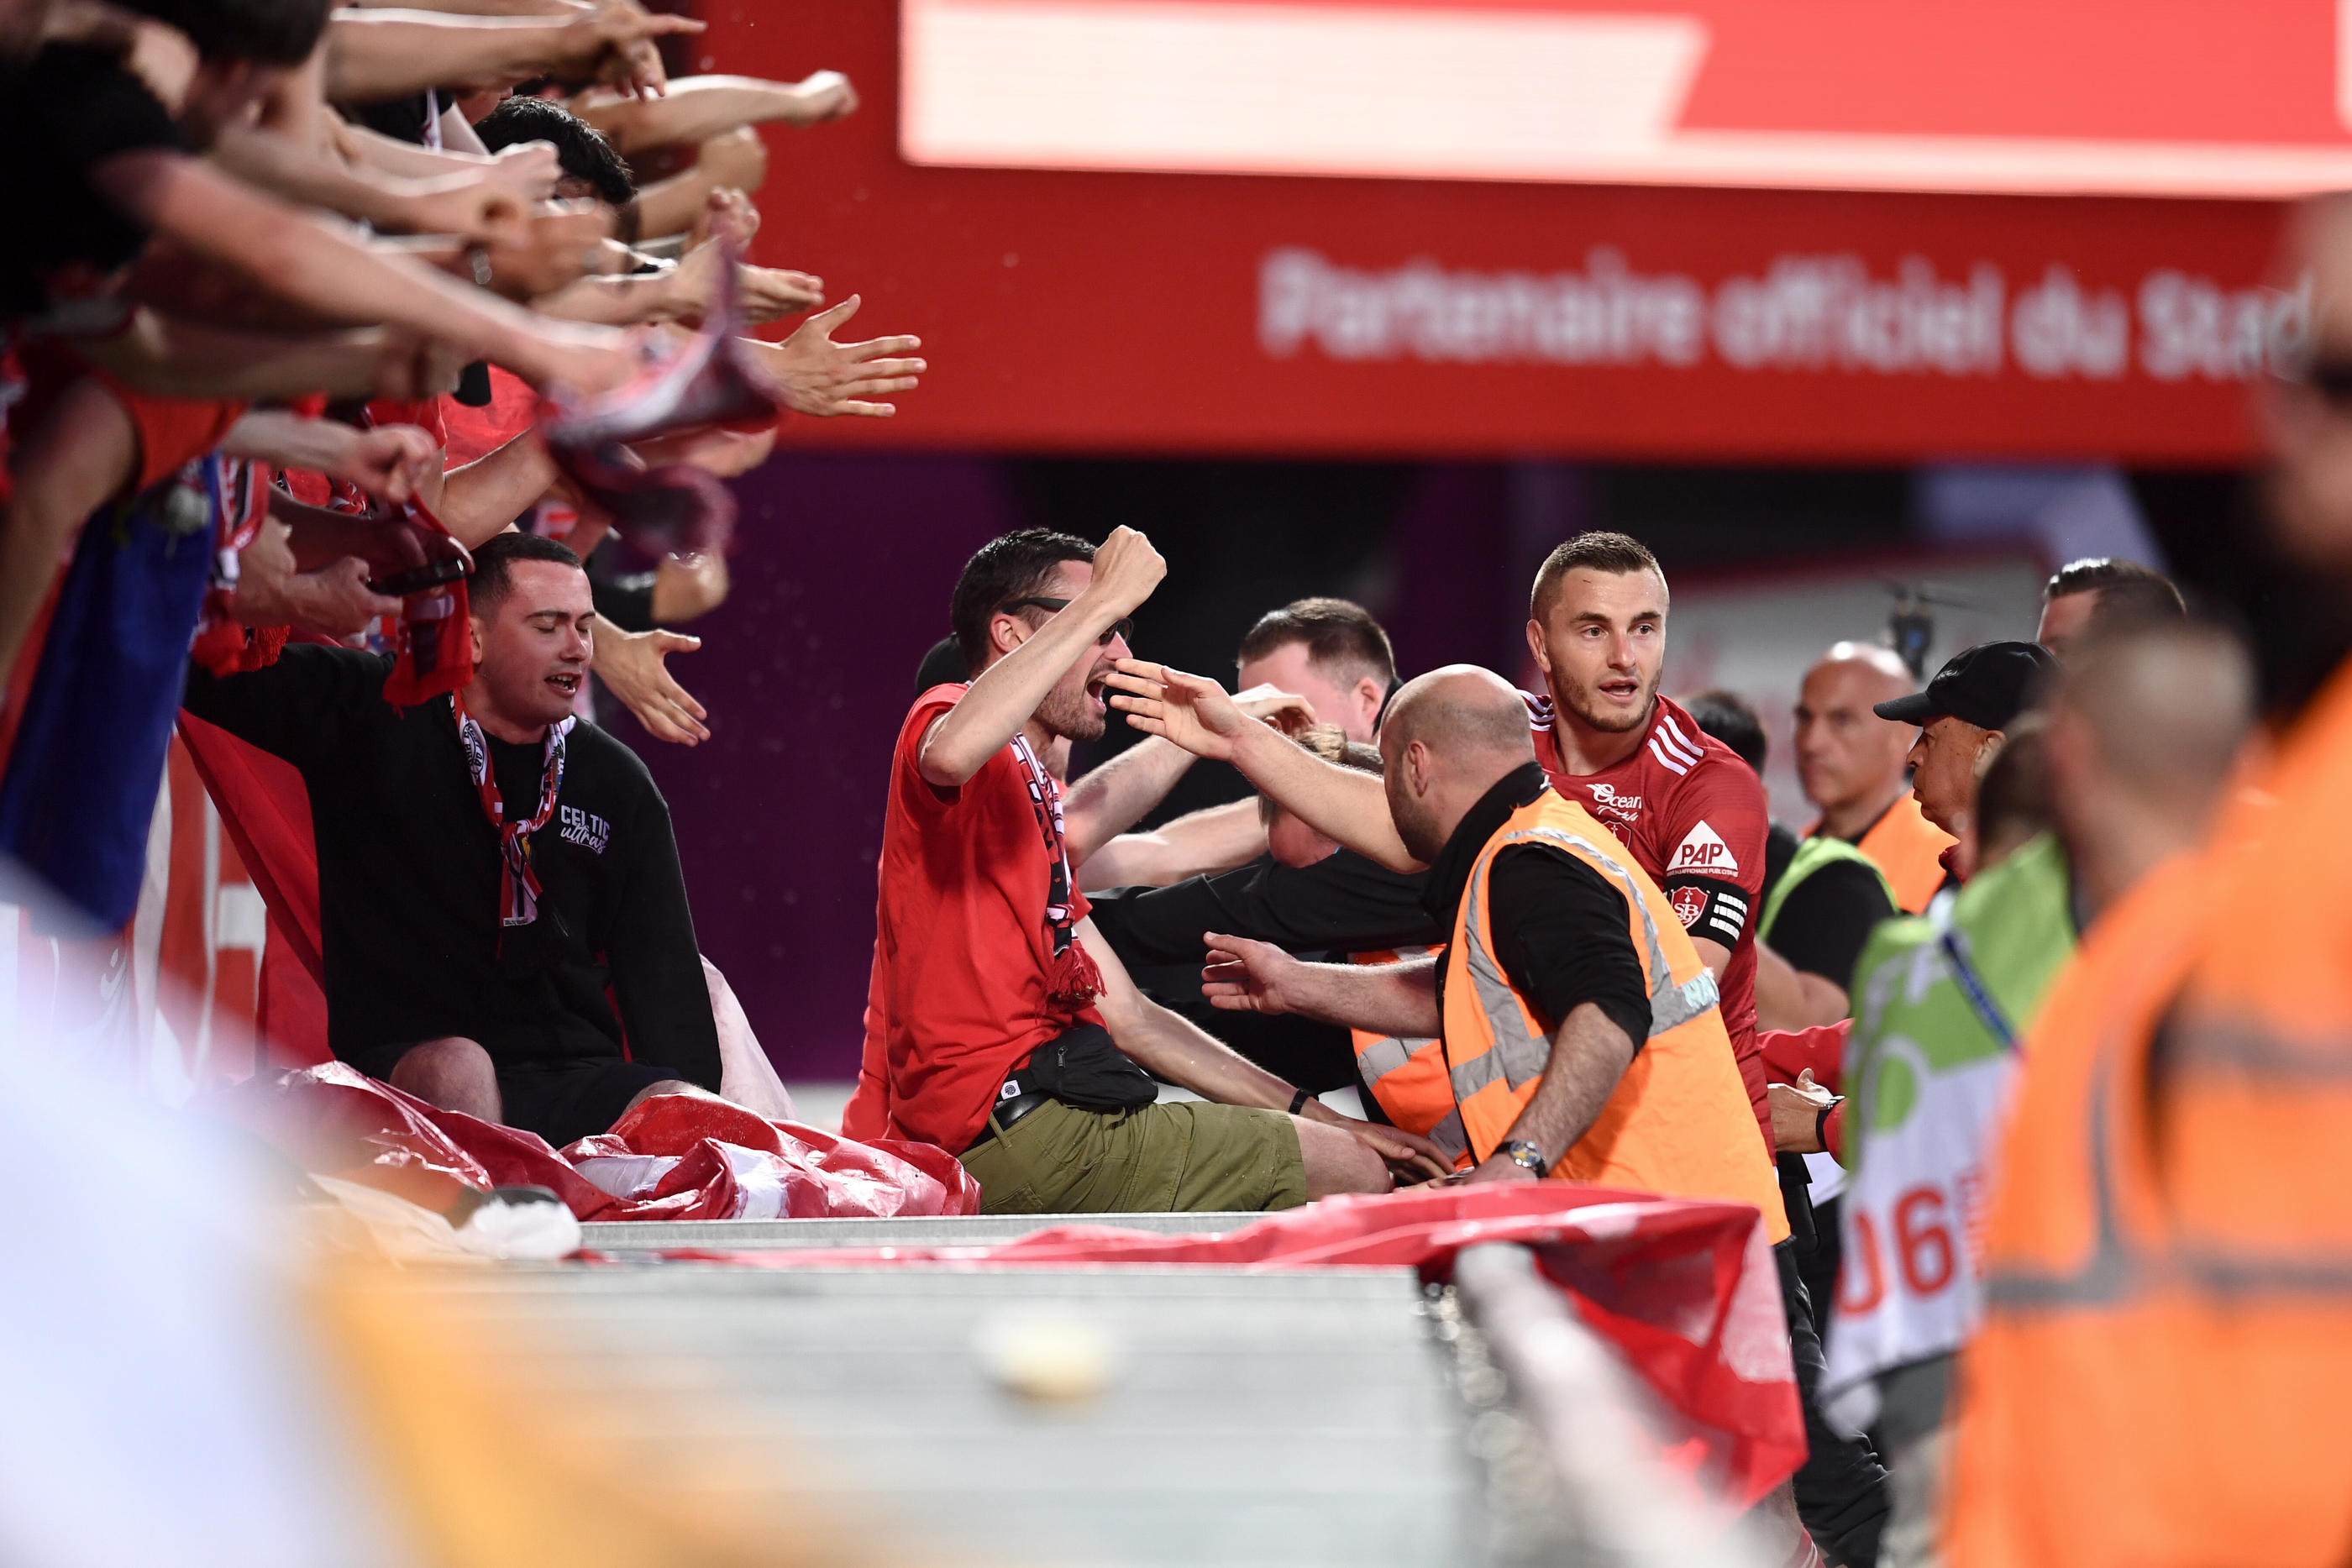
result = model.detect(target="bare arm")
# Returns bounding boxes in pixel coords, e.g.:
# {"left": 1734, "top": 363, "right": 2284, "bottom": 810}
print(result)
{"left": 1084, "top": 918, "right": 1307, "bottom": 1109}
{"left": 0, "top": 381, "right": 136, "bottom": 697}
{"left": 322, "top": 6, "right": 698, "bottom": 104}
{"left": 1061, "top": 737, "right": 1197, "bottom": 864}
{"left": 92, "top": 149, "right": 627, "bottom": 393}
{"left": 572, "top": 71, "right": 857, "bottom": 154}
{"left": 1065, "top": 683, "right": 1311, "bottom": 868}
{"left": 648, "top": 551, "right": 727, "bottom": 622}
{"left": 1082, "top": 918, "right": 1445, "bottom": 1177}
{"left": 1468, "top": 1004, "right": 1635, "bottom": 1183}
{"left": 1107, "top": 659, "right": 1419, "bottom": 871}
{"left": 345, "top": 0, "right": 585, "bottom": 16}
{"left": 916, "top": 526, "right": 1163, "bottom": 787}
{"left": 438, "top": 429, "right": 559, "bottom": 546}
{"left": 334, "top": 118, "right": 556, "bottom": 198}
{"left": 211, "top": 124, "right": 523, "bottom": 244}
{"left": 1201, "top": 935, "right": 1441, "bottom": 1037}
{"left": 533, "top": 263, "right": 683, "bottom": 323}
{"left": 75, "top": 314, "right": 459, "bottom": 401}
{"left": 1753, "top": 941, "right": 1850, "bottom": 1032}
{"left": 223, "top": 412, "right": 439, "bottom": 506}
{"left": 1078, "top": 800, "right": 1268, "bottom": 890}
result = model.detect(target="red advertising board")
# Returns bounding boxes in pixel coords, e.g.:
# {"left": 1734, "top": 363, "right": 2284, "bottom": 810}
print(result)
{"left": 710, "top": 3, "right": 2298, "bottom": 464}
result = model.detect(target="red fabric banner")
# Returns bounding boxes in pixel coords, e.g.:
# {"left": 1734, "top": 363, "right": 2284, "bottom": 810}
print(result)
{"left": 205, "top": 1063, "right": 982, "bottom": 1221}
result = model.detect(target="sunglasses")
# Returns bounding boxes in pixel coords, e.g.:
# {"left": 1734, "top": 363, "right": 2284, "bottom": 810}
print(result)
{"left": 1003, "top": 596, "right": 1133, "bottom": 646}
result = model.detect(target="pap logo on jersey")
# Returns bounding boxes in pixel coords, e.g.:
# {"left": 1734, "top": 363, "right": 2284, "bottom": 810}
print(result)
{"left": 1586, "top": 782, "right": 1643, "bottom": 820}
{"left": 559, "top": 805, "right": 610, "bottom": 853}
{"left": 1668, "top": 821, "right": 1740, "bottom": 877}
{"left": 1670, "top": 885, "right": 1709, "bottom": 929}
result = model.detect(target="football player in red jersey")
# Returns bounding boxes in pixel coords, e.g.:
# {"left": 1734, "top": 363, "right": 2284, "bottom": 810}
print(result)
{"left": 1518, "top": 532, "right": 1773, "bottom": 1154}
{"left": 1106, "top": 530, "right": 1893, "bottom": 1568}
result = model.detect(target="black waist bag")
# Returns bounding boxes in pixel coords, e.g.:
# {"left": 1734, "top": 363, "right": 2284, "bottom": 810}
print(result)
{"left": 1013, "top": 1021, "right": 1156, "bottom": 1113}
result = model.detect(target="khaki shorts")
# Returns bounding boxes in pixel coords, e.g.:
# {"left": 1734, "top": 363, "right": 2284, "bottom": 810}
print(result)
{"left": 960, "top": 1099, "right": 1308, "bottom": 1214}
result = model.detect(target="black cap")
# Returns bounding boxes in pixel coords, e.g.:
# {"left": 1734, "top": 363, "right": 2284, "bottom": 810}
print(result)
{"left": 1872, "top": 640, "right": 2056, "bottom": 731}
{"left": 915, "top": 634, "right": 965, "bottom": 695}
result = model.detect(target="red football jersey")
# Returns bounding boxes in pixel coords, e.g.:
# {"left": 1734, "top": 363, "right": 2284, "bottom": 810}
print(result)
{"left": 1525, "top": 690, "right": 1774, "bottom": 1155}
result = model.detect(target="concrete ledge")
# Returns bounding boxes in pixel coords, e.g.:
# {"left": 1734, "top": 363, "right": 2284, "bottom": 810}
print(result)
{"left": 578, "top": 1211, "right": 1265, "bottom": 1251}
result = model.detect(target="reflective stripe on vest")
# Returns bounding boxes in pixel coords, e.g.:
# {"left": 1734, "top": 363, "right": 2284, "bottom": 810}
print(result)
{"left": 1352, "top": 1030, "right": 1468, "bottom": 1164}
{"left": 1449, "top": 821, "right": 1720, "bottom": 1109}
{"left": 1347, "top": 947, "right": 1467, "bottom": 1164}
{"left": 1983, "top": 1019, "right": 2352, "bottom": 1313}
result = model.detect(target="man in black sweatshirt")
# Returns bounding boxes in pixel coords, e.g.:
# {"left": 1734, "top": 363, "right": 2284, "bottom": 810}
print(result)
{"left": 181, "top": 532, "right": 722, "bottom": 1147}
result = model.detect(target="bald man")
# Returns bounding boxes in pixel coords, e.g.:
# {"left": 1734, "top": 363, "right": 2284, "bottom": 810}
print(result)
{"left": 1114, "top": 656, "right": 1887, "bottom": 1567}
{"left": 1177, "top": 666, "right": 1785, "bottom": 1209}
{"left": 1794, "top": 642, "right": 1955, "bottom": 915}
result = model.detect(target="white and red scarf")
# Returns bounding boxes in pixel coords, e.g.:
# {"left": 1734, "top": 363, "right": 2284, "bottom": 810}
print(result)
{"left": 452, "top": 690, "right": 574, "bottom": 927}
{"left": 1006, "top": 730, "right": 1101, "bottom": 1009}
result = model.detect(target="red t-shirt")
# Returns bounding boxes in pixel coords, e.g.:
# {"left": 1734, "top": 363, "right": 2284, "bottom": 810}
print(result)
{"left": 439, "top": 367, "right": 538, "bottom": 469}
{"left": 1525, "top": 690, "right": 1774, "bottom": 1154}
{"left": 866, "top": 685, "right": 1101, "bottom": 1152}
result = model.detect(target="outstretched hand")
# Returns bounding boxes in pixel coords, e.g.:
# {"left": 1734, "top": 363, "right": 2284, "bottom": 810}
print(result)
{"left": 1105, "top": 660, "right": 1252, "bottom": 761}
{"left": 1230, "top": 682, "right": 1315, "bottom": 735}
{"left": 594, "top": 627, "right": 710, "bottom": 744}
{"left": 1201, "top": 931, "right": 1296, "bottom": 1013}
{"left": 757, "top": 296, "right": 923, "bottom": 417}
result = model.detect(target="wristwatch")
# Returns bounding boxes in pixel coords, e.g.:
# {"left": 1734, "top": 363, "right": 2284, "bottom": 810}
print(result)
{"left": 1816, "top": 1096, "right": 1845, "bottom": 1151}
{"left": 1497, "top": 1140, "right": 1550, "bottom": 1178}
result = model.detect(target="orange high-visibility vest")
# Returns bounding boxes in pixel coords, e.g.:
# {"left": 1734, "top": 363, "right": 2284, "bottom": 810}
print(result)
{"left": 1950, "top": 675, "right": 2352, "bottom": 1568}
{"left": 1443, "top": 789, "right": 1789, "bottom": 1242}
{"left": 1348, "top": 947, "right": 1469, "bottom": 1171}
{"left": 1847, "top": 791, "right": 1955, "bottom": 915}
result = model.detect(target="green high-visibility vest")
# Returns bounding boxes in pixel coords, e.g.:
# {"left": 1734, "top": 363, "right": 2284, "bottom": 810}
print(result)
{"left": 1759, "top": 832, "right": 1896, "bottom": 948}
{"left": 1842, "top": 832, "right": 2076, "bottom": 1165}
{"left": 1821, "top": 832, "right": 2077, "bottom": 1434}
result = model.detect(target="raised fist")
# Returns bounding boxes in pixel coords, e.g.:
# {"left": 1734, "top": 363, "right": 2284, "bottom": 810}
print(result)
{"left": 1086, "top": 526, "right": 1166, "bottom": 617}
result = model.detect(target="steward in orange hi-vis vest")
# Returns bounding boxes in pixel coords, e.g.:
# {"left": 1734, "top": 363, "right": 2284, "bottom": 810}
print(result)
{"left": 1442, "top": 780, "right": 1789, "bottom": 1243}
{"left": 1951, "top": 670, "right": 2352, "bottom": 1568}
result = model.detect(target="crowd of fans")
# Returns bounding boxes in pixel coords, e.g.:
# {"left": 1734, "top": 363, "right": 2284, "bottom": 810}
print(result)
{"left": 1, "top": 0, "right": 917, "bottom": 1114}
{"left": 5, "top": 0, "right": 2349, "bottom": 1560}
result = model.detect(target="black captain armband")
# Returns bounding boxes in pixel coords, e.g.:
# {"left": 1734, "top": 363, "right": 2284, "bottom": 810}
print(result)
{"left": 1662, "top": 875, "right": 1751, "bottom": 947}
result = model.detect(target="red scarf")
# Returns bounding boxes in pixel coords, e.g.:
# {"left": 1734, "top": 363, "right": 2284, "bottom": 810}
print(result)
{"left": 378, "top": 499, "right": 475, "bottom": 709}
{"left": 451, "top": 690, "right": 573, "bottom": 927}
{"left": 188, "top": 454, "right": 289, "bottom": 676}
{"left": 1007, "top": 730, "right": 1101, "bottom": 1009}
